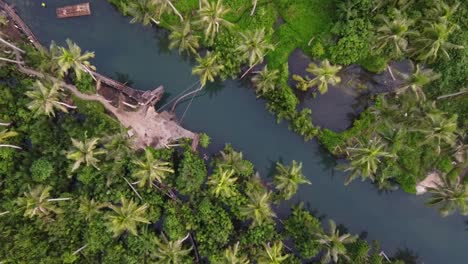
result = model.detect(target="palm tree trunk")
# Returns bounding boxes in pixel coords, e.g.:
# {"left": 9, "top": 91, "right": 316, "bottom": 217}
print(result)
{"left": 437, "top": 89, "right": 467, "bottom": 100}
{"left": 123, "top": 176, "right": 144, "bottom": 201}
{"left": 171, "top": 85, "right": 203, "bottom": 112}
{"left": 166, "top": 0, "right": 184, "bottom": 22}
{"left": 199, "top": 0, "right": 202, "bottom": 9}
{"left": 0, "top": 36, "right": 25, "bottom": 53}
{"left": 0, "top": 144, "right": 21, "bottom": 149}
{"left": 0, "top": 122, "right": 10, "bottom": 126}
{"left": 0, "top": 211, "right": 9, "bottom": 216}
{"left": 56, "top": 101, "right": 77, "bottom": 109}
{"left": 151, "top": 17, "right": 160, "bottom": 25}
{"left": 250, "top": 0, "right": 258, "bottom": 16}
{"left": 72, "top": 244, "right": 88, "bottom": 255}
{"left": 47, "top": 198, "right": 72, "bottom": 202}
{"left": 0, "top": 57, "right": 23, "bottom": 64}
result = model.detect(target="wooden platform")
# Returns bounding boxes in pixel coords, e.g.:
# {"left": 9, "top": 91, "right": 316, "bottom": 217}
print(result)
{"left": 56, "top": 3, "right": 91, "bottom": 18}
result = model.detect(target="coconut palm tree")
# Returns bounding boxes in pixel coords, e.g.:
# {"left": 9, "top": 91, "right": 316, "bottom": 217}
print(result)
{"left": 274, "top": 160, "right": 311, "bottom": 200}
{"left": 195, "top": 0, "right": 233, "bottom": 44}
{"left": 132, "top": 148, "right": 174, "bottom": 188}
{"left": 217, "top": 145, "right": 253, "bottom": 176}
{"left": 240, "top": 189, "right": 276, "bottom": 226}
{"left": 153, "top": 233, "right": 193, "bottom": 263}
{"left": 428, "top": 0, "right": 460, "bottom": 22}
{"left": 78, "top": 197, "right": 109, "bottom": 222}
{"left": 207, "top": 168, "right": 238, "bottom": 198}
{"left": 107, "top": 196, "right": 150, "bottom": 237}
{"left": 153, "top": 0, "right": 184, "bottom": 22}
{"left": 127, "top": 0, "right": 159, "bottom": 25}
{"left": 25, "top": 80, "right": 74, "bottom": 117}
{"left": 221, "top": 242, "right": 250, "bottom": 264}
{"left": 316, "top": 219, "right": 357, "bottom": 264}
{"left": 374, "top": 11, "right": 418, "bottom": 57}
{"left": 427, "top": 174, "right": 468, "bottom": 217}
{"left": 418, "top": 111, "right": 458, "bottom": 153}
{"left": 237, "top": 28, "right": 274, "bottom": 67}
{"left": 292, "top": 74, "right": 314, "bottom": 91}
{"left": 56, "top": 39, "right": 95, "bottom": 80}
{"left": 342, "top": 137, "right": 395, "bottom": 185}
{"left": 306, "top": 60, "right": 342, "bottom": 94}
{"left": 411, "top": 20, "right": 464, "bottom": 63}
{"left": 251, "top": 66, "right": 279, "bottom": 97}
{"left": 66, "top": 137, "right": 107, "bottom": 172}
{"left": 171, "top": 51, "right": 223, "bottom": 111}
{"left": 102, "top": 127, "right": 134, "bottom": 161}
{"left": 169, "top": 20, "right": 200, "bottom": 55}
{"left": 17, "top": 185, "right": 70, "bottom": 219}
{"left": 0, "top": 127, "right": 21, "bottom": 149}
{"left": 258, "top": 241, "right": 289, "bottom": 264}
{"left": 396, "top": 64, "right": 441, "bottom": 100}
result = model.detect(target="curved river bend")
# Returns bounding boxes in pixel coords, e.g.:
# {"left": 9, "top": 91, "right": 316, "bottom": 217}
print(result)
{"left": 9, "top": 1, "right": 467, "bottom": 263}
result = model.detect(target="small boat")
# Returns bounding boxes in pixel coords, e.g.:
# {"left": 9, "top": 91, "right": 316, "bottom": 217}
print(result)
{"left": 56, "top": 3, "right": 91, "bottom": 19}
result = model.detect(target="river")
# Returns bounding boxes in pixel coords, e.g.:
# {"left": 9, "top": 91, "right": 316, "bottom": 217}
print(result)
{"left": 8, "top": 0, "right": 468, "bottom": 263}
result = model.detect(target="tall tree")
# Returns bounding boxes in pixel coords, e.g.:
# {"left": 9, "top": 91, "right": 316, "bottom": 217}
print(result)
{"left": 207, "top": 168, "right": 238, "bottom": 198}
{"left": 127, "top": 0, "right": 159, "bottom": 25}
{"left": 221, "top": 242, "right": 250, "bottom": 264}
{"left": 107, "top": 197, "right": 150, "bottom": 237}
{"left": 316, "top": 219, "right": 357, "bottom": 264}
{"left": 342, "top": 137, "right": 395, "bottom": 185}
{"left": 237, "top": 28, "right": 274, "bottom": 66}
{"left": 66, "top": 137, "right": 107, "bottom": 172}
{"left": 427, "top": 173, "right": 468, "bottom": 217}
{"left": 131, "top": 148, "right": 174, "bottom": 188}
{"left": 428, "top": 0, "right": 460, "bottom": 22}
{"left": 169, "top": 20, "right": 200, "bottom": 55}
{"left": 195, "top": 0, "right": 233, "bottom": 44}
{"left": 152, "top": 233, "right": 193, "bottom": 263}
{"left": 153, "top": 0, "right": 184, "bottom": 22}
{"left": 257, "top": 241, "right": 289, "bottom": 264}
{"left": 396, "top": 64, "right": 441, "bottom": 100}
{"left": 16, "top": 185, "right": 68, "bottom": 219}
{"left": 419, "top": 111, "right": 458, "bottom": 153}
{"left": 411, "top": 20, "right": 464, "bottom": 63}
{"left": 240, "top": 190, "right": 276, "bottom": 226}
{"left": 25, "top": 80, "right": 71, "bottom": 117}
{"left": 274, "top": 160, "right": 311, "bottom": 200}
{"left": 306, "top": 59, "right": 342, "bottom": 94}
{"left": 251, "top": 66, "right": 279, "bottom": 97}
{"left": 78, "top": 197, "right": 108, "bottom": 222}
{"left": 56, "top": 39, "right": 96, "bottom": 80}
{"left": 192, "top": 51, "right": 224, "bottom": 87}
{"left": 374, "top": 11, "right": 418, "bottom": 57}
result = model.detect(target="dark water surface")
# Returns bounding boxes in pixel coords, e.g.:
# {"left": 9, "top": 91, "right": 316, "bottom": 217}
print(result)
{"left": 9, "top": 1, "right": 467, "bottom": 263}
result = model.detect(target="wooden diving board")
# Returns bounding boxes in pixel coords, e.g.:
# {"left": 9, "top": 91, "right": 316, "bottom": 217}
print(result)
{"left": 56, "top": 3, "right": 91, "bottom": 19}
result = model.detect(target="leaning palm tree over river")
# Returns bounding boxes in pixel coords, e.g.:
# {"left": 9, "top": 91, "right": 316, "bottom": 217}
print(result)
{"left": 274, "top": 160, "right": 311, "bottom": 200}
{"left": 169, "top": 20, "right": 200, "bottom": 55}
{"left": 305, "top": 59, "right": 342, "bottom": 94}
{"left": 316, "top": 219, "right": 357, "bottom": 264}
{"left": 56, "top": 39, "right": 95, "bottom": 80}
{"left": 427, "top": 172, "right": 468, "bottom": 217}
{"left": 251, "top": 66, "right": 279, "bottom": 97}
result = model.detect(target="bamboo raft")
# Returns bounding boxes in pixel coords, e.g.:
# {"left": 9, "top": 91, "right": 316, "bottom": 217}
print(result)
{"left": 56, "top": 3, "right": 91, "bottom": 19}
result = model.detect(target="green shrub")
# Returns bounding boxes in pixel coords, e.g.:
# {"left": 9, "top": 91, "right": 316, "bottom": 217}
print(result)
{"left": 30, "top": 158, "right": 54, "bottom": 182}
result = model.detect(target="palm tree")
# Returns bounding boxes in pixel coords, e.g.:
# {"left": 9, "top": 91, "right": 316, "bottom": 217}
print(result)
{"left": 316, "top": 219, "right": 357, "bottom": 264}
{"left": 251, "top": 66, "right": 279, "bottom": 97}
{"left": 221, "top": 242, "right": 250, "bottom": 264}
{"left": 56, "top": 39, "right": 96, "bottom": 80}
{"left": 237, "top": 28, "right": 274, "bottom": 67}
{"left": 132, "top": 148, "right": 174, "bottom": 188}
{"left": 396, "top": 64, "right": 441, "bottom": 100}
{"left": 171, "top": 51, "right": 224, "bottom": 111}
{"left": 306, "top": 59, "right": 342, "bottom": 94}
{"left": 102, "top": 127, "right": 134, "bottom": 161}
{"left": 127, "top": 0, "right": 159, "bottom": 25}
{"left": 152, "top": 233, "right": 193, "bottom": 263}
{"left": 195, "top": 0, "right": 233, "bottom": 44}
{"left": 257, "top": 241, "right": 289, "bottom": 264}
{"left": 153, "top": 0, "right": 184, "bottom": 23}
{"left": 342, "top": 137, "right": 395, "bottom": 185}
{"left": 374, "top": 11, "right": 418, "bottom": 57}
{"left": 169, "top": 20, "right": 200, "bottom": 55}
{"left": 274, "top": 161, "right": 311, "bottom": 200}
{"left": 25, "top": 80, "right": 74, "bottom": 117}
{"left": 427, "top": 174, "right": 468, "bottom": 217}
{"left": 207, "top": 168, "right": 238, "bottom": 198}
{"left": 240, "top": 190, "right": 276, "bottom": 226}
{"left": 78, "top": 197, "right": 109, "bottom": 222}
{"left": 17, "top": 185, "right": 70, "bottom": 219}
{"left": 107, "top": 196, "right": 150, "bottom": 237}
{"left": 0, "top": 127, "right": 21, "bottom": 149}
{"left": 217, "top": 145, "right": 253, "bottom": 176}
{"left": 292, "top": 74, "right": 314, "bottom": 91}
{"left": 411, "top": 20, "right": 464, "bottom": 63}
{"left": 419, "top": 111, "right": 458, "bottom": 153}
{"left": 428, "top": 1, "right": 460, "bottom": 22}
{"left": 66, "top": 137, "right": 107, "bottom": 172}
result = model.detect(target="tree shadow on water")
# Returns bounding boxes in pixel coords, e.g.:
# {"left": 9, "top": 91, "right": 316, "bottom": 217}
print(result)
{"left": 392, "top": 248, "right": 420, "bottom": 264}
{"left": 203, "top": 80, "right": 225, "bottom": 98}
